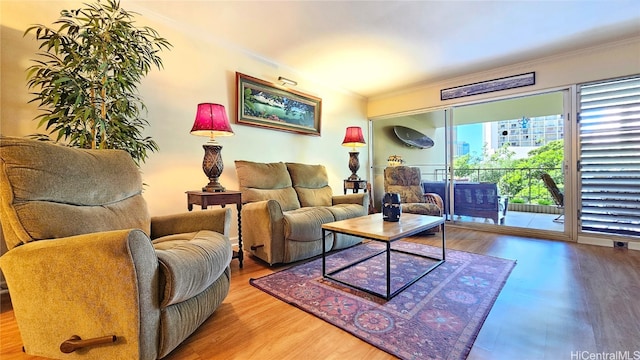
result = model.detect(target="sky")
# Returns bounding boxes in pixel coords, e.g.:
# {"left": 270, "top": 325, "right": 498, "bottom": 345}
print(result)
{"left": 455, "top": 123, "right": 484, "bottom": 158}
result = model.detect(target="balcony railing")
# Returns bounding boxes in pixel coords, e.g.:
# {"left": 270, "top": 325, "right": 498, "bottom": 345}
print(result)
{"left": 430, "top": 167, "right": 563, "bottom": 205}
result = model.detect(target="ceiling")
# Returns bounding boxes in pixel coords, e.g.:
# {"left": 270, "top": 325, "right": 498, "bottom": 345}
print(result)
{"left": 132, "top": 0, "right": 640, "bottom": 98}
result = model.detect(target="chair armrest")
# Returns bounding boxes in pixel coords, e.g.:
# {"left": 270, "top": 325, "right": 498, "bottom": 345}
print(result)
{"left": 424, "top": 192, "right": 443, "bottom": 213}
{"left": 0, "top": 229, "right": 160, "bottom": 359}
{"left": 332, "top": 193, "right": 369, "bottom": 208}
{"left": 150, "top": 208, "right": 231, "bottom": 239}
{"left": 241, "top": 200, "right": 285, "bottom": 265}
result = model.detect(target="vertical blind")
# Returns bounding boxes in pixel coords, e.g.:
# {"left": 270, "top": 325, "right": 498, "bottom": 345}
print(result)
{"left": 578, "top": 76, "right": 640, "bottom": 237}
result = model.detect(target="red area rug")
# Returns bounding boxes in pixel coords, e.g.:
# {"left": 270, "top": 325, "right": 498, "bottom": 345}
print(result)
{"left": 250, "top": 241, "right": 515, "bottom": 360}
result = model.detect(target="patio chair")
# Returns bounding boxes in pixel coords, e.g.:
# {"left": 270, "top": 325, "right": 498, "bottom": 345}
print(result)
{"left": 541, "top": 172, "right": 564, "bottom": 223}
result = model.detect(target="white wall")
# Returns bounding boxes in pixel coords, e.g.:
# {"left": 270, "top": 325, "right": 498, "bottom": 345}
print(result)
{"left": 0, "top": 1, "right": 369, "bottom": 245}
{"left": 370, "top": 111, "right": 447, "bottom": 210}
{"left": 368, "top": 37, "right": 640, "bottom": 118}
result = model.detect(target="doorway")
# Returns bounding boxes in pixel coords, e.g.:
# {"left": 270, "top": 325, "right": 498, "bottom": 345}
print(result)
{"left": 370, "top": 90, "right": 572, "bottom": 239}
{"left": 449, "top": 91, "right": 569, "bottom": 236}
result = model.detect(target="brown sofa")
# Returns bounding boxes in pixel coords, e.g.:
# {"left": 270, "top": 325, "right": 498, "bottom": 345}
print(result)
{"left": 0, "top": 136, "right": 232, "bottom": 359}
{"left": 235, "top": 161, "right": 369, "bottom": 265}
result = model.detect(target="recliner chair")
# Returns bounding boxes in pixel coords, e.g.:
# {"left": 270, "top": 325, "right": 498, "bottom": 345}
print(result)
{"left": 0, "top": 136, "right": 233, "bottom": 359}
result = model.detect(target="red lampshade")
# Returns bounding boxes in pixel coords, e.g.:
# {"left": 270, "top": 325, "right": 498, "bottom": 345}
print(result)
{"left": 190, "top": 103, "right": 234, "bottom": 139}
{"left": 341, "top": 126, "right": 366, "bottom": 148}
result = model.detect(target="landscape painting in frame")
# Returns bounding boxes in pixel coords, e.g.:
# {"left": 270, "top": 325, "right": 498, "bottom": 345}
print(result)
{"left": 441, "top": 72, "right": 536, "bottom": 100}
{"left": 236, "top": 72, "right": 322, "bottom": 136}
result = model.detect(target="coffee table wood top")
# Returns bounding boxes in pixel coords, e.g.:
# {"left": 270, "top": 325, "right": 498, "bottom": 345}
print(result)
{"left": 322, "top": 213, "right": 444, "bottom": 242}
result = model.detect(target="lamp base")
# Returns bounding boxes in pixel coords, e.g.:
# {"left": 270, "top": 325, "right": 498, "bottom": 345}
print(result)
{"left": 347, "top": 151, "right": 361, "bottom": 181}
{"left": 201, "top": 144, "right": 226, "bottom": 193}
{"left": 202, "top": 183, "right": 226, "bottom": 192}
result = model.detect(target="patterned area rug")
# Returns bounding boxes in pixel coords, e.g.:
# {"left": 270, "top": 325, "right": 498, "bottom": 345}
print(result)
{"left": 250, "top": 241, "right": 516, "bottom": 360}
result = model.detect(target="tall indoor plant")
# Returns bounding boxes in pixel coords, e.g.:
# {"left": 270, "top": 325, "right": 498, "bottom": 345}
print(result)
{"left": 25, "top": 0, "right": 171, "bottom": 165}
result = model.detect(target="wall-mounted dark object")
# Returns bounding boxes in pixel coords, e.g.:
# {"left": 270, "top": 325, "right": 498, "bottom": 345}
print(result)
{"left": 393, "top": 126, "right": 434, "bottom": 149}
{"left": 440, "top": 72, "right": 535, "bottom": 100}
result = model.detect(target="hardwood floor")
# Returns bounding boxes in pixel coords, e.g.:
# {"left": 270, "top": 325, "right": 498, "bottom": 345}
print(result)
{"left": 1, "top": 227, "right": 639, "bottom": 360}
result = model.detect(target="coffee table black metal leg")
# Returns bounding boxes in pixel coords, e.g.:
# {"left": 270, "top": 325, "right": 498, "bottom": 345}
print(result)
{"left": 386, "top": 241, "right": 391, "bottom": 299}
{"left": 322, "top": 228, "right": 326, "bottom": 276}
{"left": 442, "top": 222, "right": 446, "bottom": 260}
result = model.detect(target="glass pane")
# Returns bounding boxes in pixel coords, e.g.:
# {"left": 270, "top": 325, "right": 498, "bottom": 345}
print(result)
{"left": 451, "top": 92, "right": 566, "bottom": 231}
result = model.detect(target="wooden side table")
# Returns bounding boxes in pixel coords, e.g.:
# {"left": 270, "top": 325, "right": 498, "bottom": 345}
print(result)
{"left": 186, "top": 190, "right": 243, "bottom": 268}
{"left": 343, "top": 179, "right": 368, "bottom": 194}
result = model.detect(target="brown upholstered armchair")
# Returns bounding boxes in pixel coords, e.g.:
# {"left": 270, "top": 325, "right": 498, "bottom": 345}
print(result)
{"left": 383, "top": 166, "right": 443, "bottom": 232}
{"left": 0, "top": 137, "right": 233, "bottom": 359}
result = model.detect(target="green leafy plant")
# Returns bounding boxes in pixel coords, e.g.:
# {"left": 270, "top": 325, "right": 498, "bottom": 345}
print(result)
{"left": 25, "top": 0, "right": 171, "bottom": 165}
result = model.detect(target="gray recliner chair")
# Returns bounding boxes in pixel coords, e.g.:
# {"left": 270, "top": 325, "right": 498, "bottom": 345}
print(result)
{"left": 0, "top": 136, "right": 233, "bottom": 359}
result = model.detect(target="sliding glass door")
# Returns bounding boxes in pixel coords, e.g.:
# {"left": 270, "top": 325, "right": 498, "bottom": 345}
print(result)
{"left": 449, "top": 91, "right": 570, "bottom": 236}
{"left": 370, "top": 75, "right": 640, "bottom": 244}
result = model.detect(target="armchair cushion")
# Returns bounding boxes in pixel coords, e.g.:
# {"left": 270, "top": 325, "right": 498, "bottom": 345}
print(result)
{"left": 153, "top": 230, "right": 232, "bottom": 307}
{"left": 235, "top": 160, "right": 301, "bottom": 211}
{"left": 384, "top": 166, "right": 424, "bottom": 203}
{"left": 403, "top": 203, "right": 442, "bottom": 216}
{"left": 151, "top": 209, "right": 231, "bottom": 239}
{"left": 0, "top": 137, "right": 150, "bottom": 249}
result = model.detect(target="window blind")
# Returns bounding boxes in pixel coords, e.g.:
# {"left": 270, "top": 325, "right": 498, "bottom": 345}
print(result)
{"left": 578, "top": 76, "right": 640, "bottom": 237}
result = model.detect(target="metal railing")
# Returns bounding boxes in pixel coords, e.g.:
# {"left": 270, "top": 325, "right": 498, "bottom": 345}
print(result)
{"left": 429, "top": 167, "right": 563, "bottom": 205}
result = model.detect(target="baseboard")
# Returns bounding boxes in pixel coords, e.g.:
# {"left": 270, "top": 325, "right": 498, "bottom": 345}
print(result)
{"left": 578, "top": 236, "right": 639, "bottom": 251}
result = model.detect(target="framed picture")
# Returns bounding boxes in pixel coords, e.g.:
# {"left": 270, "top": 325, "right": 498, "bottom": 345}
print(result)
{"left": 441, "top": 72, "right": 536, "bottom": 101}
{"left": 236, "top": 72, "right": 322, "bottom": 136}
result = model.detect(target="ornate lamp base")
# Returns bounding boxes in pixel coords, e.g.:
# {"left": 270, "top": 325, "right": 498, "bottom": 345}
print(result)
{"left": 202, "top": 143, "right": 226, "bottom": 192}
{"left": 347, "top": 151, "right": 361, "bottom": 181}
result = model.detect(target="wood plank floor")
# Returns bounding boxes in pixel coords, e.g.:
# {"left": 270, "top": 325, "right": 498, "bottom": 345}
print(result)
{"left": 1, "top": 227, "right": 639, "bottom": 360}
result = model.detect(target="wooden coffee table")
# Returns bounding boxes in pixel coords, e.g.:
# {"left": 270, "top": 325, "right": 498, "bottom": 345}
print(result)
{"left": 321, "top": 213, "right": 445, "bottom": 300}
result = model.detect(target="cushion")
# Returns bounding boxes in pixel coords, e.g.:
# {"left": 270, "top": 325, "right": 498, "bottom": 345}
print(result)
{"left": 153, "top": 230, "right": 232, "bottom": 307}
{"left": 241, "top": 187, "right": 301, "bottom": 212}
{"left": 286, "top": 162, "right": 329, "bottom": 188}
{"left": 385, "top": 185, "right": 424, "bottom": 203}
{"left": 294, "top": 187, "right": 333, "bottom": 207}
{"left": 384, "top": 166, "right": 425, "bottom": 203}
{"left": 402, "top": 203, "right": 441, "bottom": 216}
{"left": 283, "top": 207, "right": 335, "bottom": 242}
{"left": 235, "top": 160, "right": 300, "bottom": 211}
{"left": 286, "top": 162, "right": 332, "bottom": 207}
{"left": 384, "top": 166, "right": 422, "bottom": 187}
{"left": 325, "top": 203, "right": 367, "bottom": 221}
{"left": 0, "top": 136, "right": 150, "bottom": 249}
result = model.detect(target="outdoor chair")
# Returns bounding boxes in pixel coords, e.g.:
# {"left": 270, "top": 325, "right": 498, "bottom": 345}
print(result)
{"left": 541, "top": 172, "right": 564, "bottom": 223}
